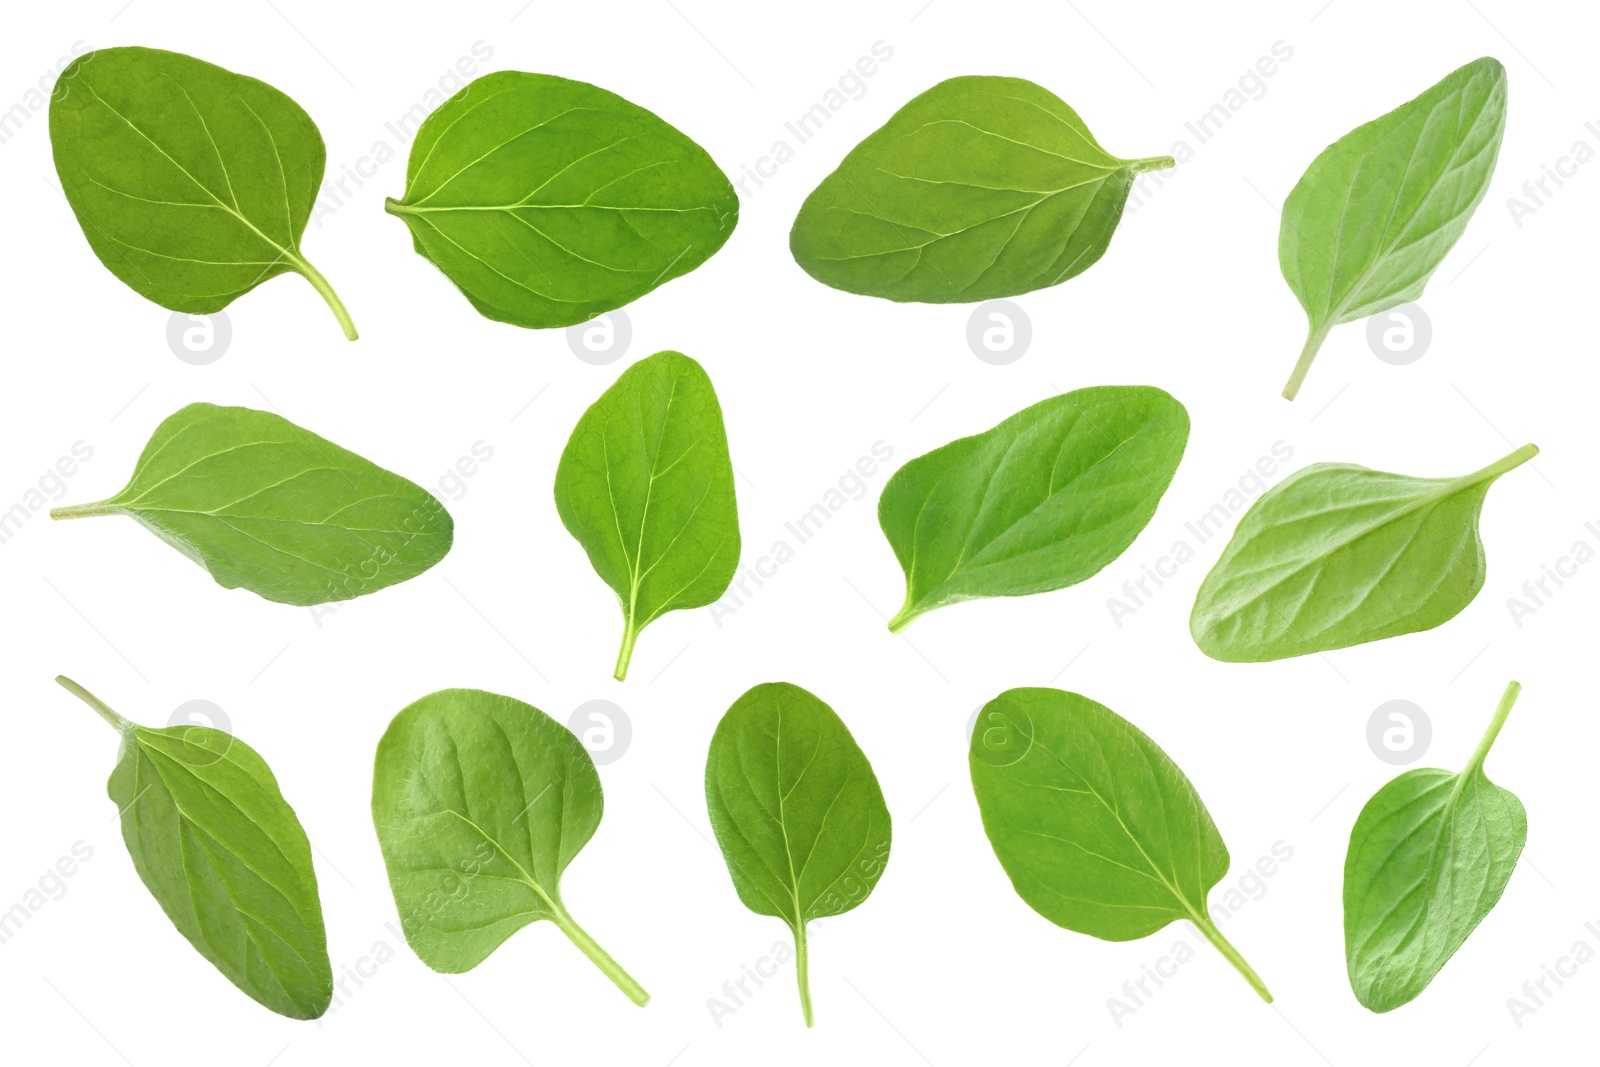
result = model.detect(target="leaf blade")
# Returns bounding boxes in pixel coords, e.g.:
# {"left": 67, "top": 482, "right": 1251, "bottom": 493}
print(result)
{"left": 790, "top": 75, "right": 1172, "bottom": 302}
{"left": 49, "top": 46, "right": 357, "bottom": 339}
{"left": 1278, "top": 57, "right": 1506, "bottom": 398}
{"left": 385, "top": 71, "right": 738, "bottom": 329}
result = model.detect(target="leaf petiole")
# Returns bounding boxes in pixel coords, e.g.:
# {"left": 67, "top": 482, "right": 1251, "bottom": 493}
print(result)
{"left": 49, "top": 501, "right": 121, "bottom": 520}
{"left": 613, "top": 617, "right": 639, "bottom": 681}
{"left": 55, "top": 675, "right": 132, "bottom": 733}
{"left": 1282, "top": 323, "right": 1333, "bottom": 401}
{"left": 1191, "top": 913, "right": 1273, "bottom": 1003}
{"left": 550, "top": 903, "right": 649, "bottom": 1006}
{"left": 1463, "top": 680, "right": 1521, "bottom": 779}
{"left": 794, "top": 922, "right": 814, "bottom": 1027}
{"left": 286, "top": 251, "right": 359, "bottom": 341}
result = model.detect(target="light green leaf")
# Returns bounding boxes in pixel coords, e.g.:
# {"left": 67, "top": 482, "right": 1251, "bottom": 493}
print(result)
{"left": 704, "top": 682, "right": 891, "bottom": 1026}
{"left": 1278, "top": 57, "right": 1506, "bottom": 399}
{"left": 51, "top": 403, "right": 453, "bottom": 606}
{"left": 554, "top": 351, "right": 740, "bottom": 679}
{"left": 1190, "top": 444, "right": 1536, "bottom": 661}
{"left": 57, "top": 676, "right": 331, "bottom": 1019}
{"left": 371, "top": 688, "right": 648, "bottom": 1005}
{"left": 49, "top": 46, "right": 357, "bottom": 340}
{"left": 969, "top": 687, "right": 1271, "bottom": 1002}
{"left": 879, "top": 385, "right": 1188, "bottom": 631}
{"left": 385, "top": 71, "right": 738, "bottom": 329}
{"left": 1345, "top": 681, "right": 1527, "bottom": 1012}
{"left": 789, "top": 75, "right": 1173, "bottom": 302}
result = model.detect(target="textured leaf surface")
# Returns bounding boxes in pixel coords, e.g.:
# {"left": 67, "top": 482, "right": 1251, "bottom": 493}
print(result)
{"left": 386, "top": 71, "right": 738, "bottom": 328}
{"left": 968, "top": 687, "right": 1270, "bottom": 1001}
{"left": 52, "top": 403, "right": 452, "bottom": 606}
{"left": 789, "top": 75, "right": 1173, "bottom": 302}
{"left": 704, "top": 682, "right": 891, "bottom": 1024}
{"left": 1344, "top": 682, "right": 1526, "bottom": 1012}
{"left": 1278, "top": 57, "right": 1506, "bottom": 398}
{"left": 49, "top": 46, "right": 357, "bottom": 338}
{"left": 371, "top": 689, "right": 648, "bottom": 1002}
{"left": 59, "top": 677, "right": 330, "bottom": 1019}
{"left": 554, "top": 351, "right": 739, "bottom": 678}
{"left": 879, "top": 385, "right": 1187, "bottom": 630}
{"left": 1191, "top": 444, "right": 1535, "bottom": 661}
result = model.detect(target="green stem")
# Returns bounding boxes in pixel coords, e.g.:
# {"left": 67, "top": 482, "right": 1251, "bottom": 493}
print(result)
{"left": 286, "top": 252, "right": 358, "bottom": 341}
{"left": 1462, "top": 444, "right": 1539, "bottom": 487}
{"left": 795, "top": 922, "right": 814, "bottom": 1027}
{"left": 1191, "top": 914, "right": 1272, "bottom": 1002}
{"left": 887, "top": 591, "right": 919, "bottom": 634}
{"left": 551, "top": 905, "right": 649, "bottom": 1006}
{"left": 1463, "top": 681, "right": 1521, "bottom": 778}
{"left": 1129, "top": 154, "right": 1177, "bottom": 174}
{"left": 613, "top": 617, "right": 639, "bottom": 681}
{"left": 50, "top": 501, "right": 121, "bottom": 520}
{"left": 1282, "top": 323, "right": 1332, "bottom": 401}
{"left": 56, "top": 675, "right": 131, "bottom": 732}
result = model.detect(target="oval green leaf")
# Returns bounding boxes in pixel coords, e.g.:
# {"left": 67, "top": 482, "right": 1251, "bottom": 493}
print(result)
{"left": 51, "top": 402, "right": 453, "bottom": 606}
{"left": 968, "top": 687, "right": 1271, "bottom": 1002}
{"left": 554, "top": 351, "right": 740, "bottom": 679}
{"left": 789, "top": 75, "right": 1173, "bottom": 303}
{"left": 1279, "top": 57, "right": 1506, "bottom": 399}
{"left": 879, "top": 385, "right": 1188, "bottom": 631}
{"left": 57, "top": 676, "right": 331, "bottom": 1019}
{"left": 704, "top": 682, "right": 892, "bottom": 1026}
{"left": 1345, "top": 681, "right": 1527, "bottom": 1012}
{"left": 384, "top": 71, "right": 738, "bottom": 329}
{"left": 1190, "top": 444, "right": 1536, "bottom": 661}
{"left": 371, "top": 688, "right": 648, "bottom": 1005}
{"left": 49, "top": 46, "right": 357, "bottom": 340}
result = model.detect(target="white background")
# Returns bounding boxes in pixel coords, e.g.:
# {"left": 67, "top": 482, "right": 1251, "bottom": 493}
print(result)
{"left": 1, "top": 1, "right": 1595, "bottom": 1064}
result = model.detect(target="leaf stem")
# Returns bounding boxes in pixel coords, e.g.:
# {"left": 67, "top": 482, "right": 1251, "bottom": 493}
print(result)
{"left": 49, "top": 501, "right": 120, "bottom": 520}
{"left": 887, "top": 591, "right": 919, "bottom": 634}
{"left": 1463, "top": 444, "right": 1539, "bottom": 486}
{"left": 1463, "top": 680, "right": 1521, "bottom": 778}
{"left": 1129, "top": 155, "right": 1177, "bottom": 174}
{"left": 286, "top": 252, "right": 359, "bottom": 341}
{"left": 1282, "top": 323, "right": 1332, "bottom": 401}
{"left": 56, "top": 675, "right": 131, "bottom": 732}
{"left": 550, "top": 905, "right": 649, "bottom": 1006}
{"left": 795, "top": 922, "right": 814, "bottom": 1027}
{"left": 613, "top": 617, "right": 639, "bottom": 681}
{"left": 1191, "top": 914, "right": 1273, "bottom": 1002}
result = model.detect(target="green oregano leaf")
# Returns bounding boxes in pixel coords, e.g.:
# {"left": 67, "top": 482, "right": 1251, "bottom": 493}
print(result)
{"left": 969, "top": 687, "right": 1271, "bottom": 1002}
{"left": 56, "top": 676, "right": 332, "bottom": 1019}
{"left": 1345, "top": 681, "right": 1527, "bottom": 1012}
{"left": 371, "top": 688, "right": 648, "bottom": 1005}
{"left": 385, "top": 71, "right": 738, "bottom": 329}
{"left": 879, "top": 385, "right": 1188, "bottom": 631}
{"left": 554, "top": 351, "right": 740, "bottom": 679}
{"left": 49, "top": 46, "right": 358, "bottom": 340}
{"left": 1278, "top": 57, "right": 1506, "bottom": 399}
{"left": 704, "top": 682, "right": 892, "bottom": 1027}
{"left": 51, "top": 402, "right": 453, "bottom": 606}
{"left": 1190, "top": 444, "right": 1536, "bottom": 661}
{"left": 789, "top": 75, "right": 1173, "bottom": 302}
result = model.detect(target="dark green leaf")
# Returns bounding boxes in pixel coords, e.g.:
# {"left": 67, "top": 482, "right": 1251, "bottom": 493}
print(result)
{"left": 51, "top": 403, "right": 453, "bottom": 606}
{"left": 704, "top": 682, "right": 891, "bottom": 1026}
{"left": 789, "top": 75, "right": 1173, "bottom": 302}
{"left": 49, "top": 46, "right": 357, "bottom": 340}
{"left": 1191, "top": 444, "right": 1536, "bottom": 661}
{"left": 1344, "top": 681, "right": 1526, "bottom": 1012}
{"left": 371, "top": 688, "right": 648, "bottom": 1005}
{"left": 969, "top": 687, "right": 1271, "bottom": 1001}
{"left": 57, "top": 676, "right": 331, "bottom": 1019}
{"left": 385, "top": 71, "right": 738, "bottom": 329}
{"left": 1279, "top": 57, "right": 1506, "bottom": 398}
{"left": 554, "top": 351, "right": 739, "bottom": 679}
{"left": 879, "top": 385, "right": 1188, "bottom": 631}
